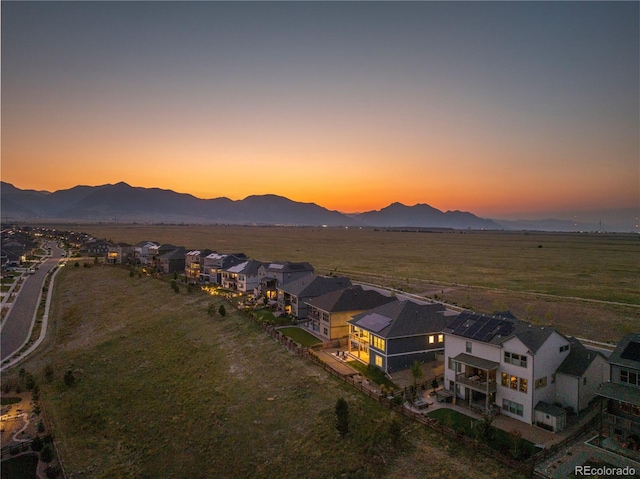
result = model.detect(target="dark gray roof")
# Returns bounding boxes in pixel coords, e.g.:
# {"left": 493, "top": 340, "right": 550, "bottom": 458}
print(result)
{"left": 608, "top": 333, "right": 640, "bottom": 370}
{"left": 349, "top": 301, "right": 448, "bottom": 339}
{"left": 159, "top": 247, "right": 186, "bottom": 261}
{"left": 226, "top": 259, "right": 263, "bottom": 275}
{"left": 266, "top": 261, "right": 314, "bottom": 273}
{"left": 280, "top": 275, "right": 352, "bottom": 298}
{"left": 306, "top": 285, "right": 396, "bottom": 313}
{"left": 535, "top": 401, "right": 566, "bottom": 417}
{"left": 557, "top": 337, "right": 605, "bottom": 377}
{"left": 444, "top": 311, "right": 559, "bottom": 353}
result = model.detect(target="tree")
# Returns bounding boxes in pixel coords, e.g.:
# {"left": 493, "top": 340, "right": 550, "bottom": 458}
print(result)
{"left": 410, "top": 360, "right": 424, "bottom": 389}
{"left": 63, "top": 370, "right": 75, "bottom": 387}
{"left": 218, "top": 305, "right": 226, "bottom": 317}
{"left": 31, "top": 436, "right": 43, "bottom": 452}
{"left": 40, "top": 444, "right": 54, "bottom": 463}
{"left": 335, "top": 397, "right": 349, "bottom": 437}
{"left": 474, "top": 414, "right": 495, "bottom": 442}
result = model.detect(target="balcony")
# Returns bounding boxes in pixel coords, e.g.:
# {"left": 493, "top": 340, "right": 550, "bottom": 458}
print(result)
{"left": 603, "top": 412, "right": 640, "bottom": 435}
{"left": 456, "top": 374, "right": 497, "bottom": 393}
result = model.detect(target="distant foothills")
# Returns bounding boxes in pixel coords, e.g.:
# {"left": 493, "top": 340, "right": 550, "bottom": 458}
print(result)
{"left": 0, "top": 181, "right": 634, "bottom": 232}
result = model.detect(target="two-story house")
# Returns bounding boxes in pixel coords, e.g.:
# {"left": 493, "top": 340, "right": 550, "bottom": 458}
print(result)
{"left": 277, "top": 275, "right": 351, "bottom": 319}
{"left": 158, "top": 247, "right": 187, "bottom": 275}
{"left": 597, "top": 333, "right": 640, "bottom": 442}
{"left": 184, "top": 249, "right": 214, "bottom": 284}
{"left": 305, "top": 286, "right": 396, "bottom": 342}
{"left": 132, "top": 241, "right": 159, "bottom": 265}
{"left": 444, "top": 312, "right": 582, "bottom": 430}
{"left": 203, "top": 253, "right": 247, "bottom": 285}
{"left": 348, "top": 300, "right": 452, "bottom": 374}
{"left": 106, "top": 242, "right": 135, "bottom": 265}
{"left": 222, "top": 260, "right": 263, "bottom": 293}
{"left": 256, "top": 262, "right": 314, "bottom": 300}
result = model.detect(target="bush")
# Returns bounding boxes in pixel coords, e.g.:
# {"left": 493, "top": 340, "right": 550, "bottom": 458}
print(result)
{"left": 40, "top": 444, "right": 54, "bottom": 463}
{"left": 218, "top": 305, "right": 226, "bottom": 317}
{"left": 31, "top": 435, "right": 43, "bottom": 452}
{"left": 335, "top": 397, "right": 349, "bottom": 437}
{"left": 63, "top": 370, "right": 75, "bottom": 387}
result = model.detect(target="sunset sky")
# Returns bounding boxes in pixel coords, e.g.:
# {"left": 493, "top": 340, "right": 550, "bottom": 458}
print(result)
{"left": 2, "top": 1, "right": 638, "bottom": 221}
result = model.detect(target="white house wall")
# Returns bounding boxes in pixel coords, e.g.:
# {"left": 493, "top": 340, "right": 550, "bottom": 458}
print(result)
{"left": 499, "top": 336, "right": 535, "bottom": 423}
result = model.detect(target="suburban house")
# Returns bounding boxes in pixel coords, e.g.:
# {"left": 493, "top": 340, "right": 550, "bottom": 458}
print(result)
{"left": 222, "top": 260, "right": 263, "bottom": 293}
{"left": 348, "top": 301, "right": 451, "bottom": 374}
{"left": 276, "top": 275, "right": 352, "bottom": 319}
{"left": 185, "top": 249, "right": 214, "bottom": 283}
{"left": 148, "top": 244, "right": 181, "bottom": 270}
{"left": 132, "top": 241, "right": 160, "bottom": 265}
{"left": 305, "top": 285, "right": 396, "bottom": 342}
{"left": 202, "top": 252, "right": 247, "bottom": 285}
{"left": 106, "top": 243, "right": 135, "bottom": 265}
{"left": 555, "top": 337, "right": 609, "bottom": 415}
{"left": 443, "top": 311, "right": 605, "bottom": 431}
{"left": 597, "top": 333, "right": 640, "bottom": 442}
{"left": 157, "top": 247, "right": 187, "bottom": 275}
{"left": 83, "top": 239, "right": 112, "bottom": 257}
{"left": 256, "top": 262, "right": 314, "bottom": 300}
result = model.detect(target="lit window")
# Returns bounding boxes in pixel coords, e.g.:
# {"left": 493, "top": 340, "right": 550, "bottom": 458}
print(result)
{"left": 375, "top": 355, "right": 383, "bottom": 367}
{"left": 429, "top": 335, "right": 435, "bottom": 344}
{"left": 438, "top": 334, "right": 444, "bottom": 343}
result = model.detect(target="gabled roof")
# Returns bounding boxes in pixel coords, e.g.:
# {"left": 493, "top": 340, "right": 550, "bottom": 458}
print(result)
{"left": 305, "top": 285, "right": 395, "bottom": 313}
{"left": 444, "top": 311, "right": 560, "bottom": 353}
{"left": 226, "top": 259, "right": 263, "bottom": 276}
{"left": 557, "top": 337, "right": 605, "bottom": 377}
{"left": 266, "top": 261, "right": 314, "bottom": 273}
{"left": 135, "top": 240, "right": 159, "bottom": 248}
{"left": 159, "top": 247, "right": 186, "bottom": 261}
{"left": 608, "top": 333, "right": 640, "bottom": 370}
{"left": 280, "top": 275, "right": 352, "bottom": 298}
{"left": 349, "top": 301, "right": 448, "bottom": 339}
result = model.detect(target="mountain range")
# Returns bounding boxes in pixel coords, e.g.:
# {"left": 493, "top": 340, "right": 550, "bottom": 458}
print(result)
{"left": 0, "top": 181, "right": 628, "bottom": 232}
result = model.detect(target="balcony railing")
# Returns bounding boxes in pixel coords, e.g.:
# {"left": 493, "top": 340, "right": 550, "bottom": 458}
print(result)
{"left": 456, "top": 374, "right": 497, "bottom": 393}
{"left": 603, "top": 413, "right": 640, "bottom": 434}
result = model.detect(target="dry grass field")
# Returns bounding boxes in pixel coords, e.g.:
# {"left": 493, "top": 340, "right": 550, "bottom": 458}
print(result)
{"left": 69, "top": 224, "right": 639, "bottom": 342}
{"left": 11, "top": 266, "right": 516, "bottom": 478}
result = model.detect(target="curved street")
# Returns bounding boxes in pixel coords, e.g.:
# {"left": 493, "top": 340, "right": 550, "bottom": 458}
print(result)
{"left": 1, "top": 241, "right": 65, "bottom": 362}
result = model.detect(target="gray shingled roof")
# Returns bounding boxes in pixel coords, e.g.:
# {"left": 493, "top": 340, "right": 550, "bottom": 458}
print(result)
{"left": 226, "top": 259, "right": 263, "bottom": 275}
{"left": 349, "top": 301, "right": 447, "bottom": 339}
{"left": 535, "top": 401, "right": 566, "bottom": 417}
{"left": 608, "top": 333, "right": 640, "bottom": 370}
{"left": 557, "top": 337, "right": 604, "bottom": 377}
{"left": 159, "top": 247, "right": 186, "bottom": 260}
{"left": 281, "top": 275, "right": 352, "bottom": 298}
{"left": 306, "top": 285, "right": 396, "bottom": 313}
{"left": 597, "top": 381, "right": 640, "bottom": 407}
{"left": 444, "top": 311, "right": 560, "bottom": 353}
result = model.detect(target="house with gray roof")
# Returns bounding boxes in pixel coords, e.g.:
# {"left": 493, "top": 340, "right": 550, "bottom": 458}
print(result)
{"left": 202, "top": 252, "right": 247, "bottom": 285}
{"left": 443, "top": 311, "right": 604, "bottom": 431}
{"left": 222, "top": 260, "right": 263, "bottom": 293}
{"left": 348, "top": 301, "right": 450, "bottom": 374}
{"left": 276, "top": 275, "right": 352, "bottom": 319}
{"left": 185, "top": 249, "right": 215, "bottom": 284}
{"left": 597, "top": 333, "right": 640, "bottom": 442}
{"left": 304, "top": 285, "right": 396, "bottom": 341}
{"left": 256, "top": 261, "right": 314, "bottom": 300}
{"left": 158, "top": 247, "right": 187, "bottom": 275}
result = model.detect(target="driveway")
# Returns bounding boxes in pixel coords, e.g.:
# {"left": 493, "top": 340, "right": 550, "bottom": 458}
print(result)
{"left": 1, "top": 242, "right": 65, "bottom": 362}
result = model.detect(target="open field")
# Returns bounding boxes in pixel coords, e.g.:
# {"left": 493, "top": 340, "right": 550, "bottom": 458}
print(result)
{"left": 53, "top": 224, "right": 639, "bottom": 342}
{"left": 9, "top": 266, "right": 516, "bottom": 478}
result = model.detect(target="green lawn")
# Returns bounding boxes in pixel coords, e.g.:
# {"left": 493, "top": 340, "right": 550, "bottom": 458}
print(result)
{"left": 0, "top": 397, "right": 22, "bottom": 406}
{"left": 0, "top": 454, "right": 39, "bottom": 479}
{"left": 428, "top": 408, "right": 537, "bottom": 459}
{"left": 277, "top": 327, "right": 322, "bottom": 347}
{"left": 346, "top": 361, "right": 398, "bottom": 390}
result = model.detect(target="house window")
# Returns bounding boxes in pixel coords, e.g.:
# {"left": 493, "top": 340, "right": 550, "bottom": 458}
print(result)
{"left": 429, "top": 335, "right": 435, "bottom": 344}
{"left": 583, "top": 377, "right": 587, "bottom": 386}
{"left": 466, "top": 342, "right": 472, "bottom": 353}
{"left": 438, "top": 334, "right": 444, "bottom": 343}
{"left": 620, "top": 369, "right": 640, "bottom": 386}
{"left": 560, "top": 345, "right": 569, "bottom": 353}
{"left": 504, "top": 351, "right": 527, "bottom": 368}
{"left": 323, "top": 327, "right": 328, "bottom": 336}
{"left": 375, "top": 355, "right": 383, "bottom": 368}
{"left": 448, "top": 357, "right": 455, "bottom": 371}
{"left": 502, "top": 373, "right": 527, "bottom": 393}
{"left": 535, "top": 377, "right": 547, "bottom": 390}
{"left": 502, "top": 399, "right": 524, "bottom": 417}
{"left": 372, "top": 336, "right": 385, "bottom": 352}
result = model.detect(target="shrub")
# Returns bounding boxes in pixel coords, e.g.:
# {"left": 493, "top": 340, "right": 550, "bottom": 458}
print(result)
{"left": 335, "top": 397, "right": 349, "bottom": 437}
{"left": 44, "top": 364, "right": 54, "bottom": 383}
{"left": 218, "top": 305, "right": 226, "bottom": 317}
{"left": 31, "top": 436, "right": 43, "bottom": 452}
{"left": 63, "top": 370, "right": 75, "bottom": 387}
{"left": 40, "top": 444, "right": 54, "bottom": 463}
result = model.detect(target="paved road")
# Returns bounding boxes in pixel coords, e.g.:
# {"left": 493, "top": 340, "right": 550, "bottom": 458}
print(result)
{"left": 1, "top": 242, "right": 65, "bottom": 362}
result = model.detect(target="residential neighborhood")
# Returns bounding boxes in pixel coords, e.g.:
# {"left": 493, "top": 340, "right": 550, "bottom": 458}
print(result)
{"left": 2, "top": 225, "right": 639, "bottom": 478}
